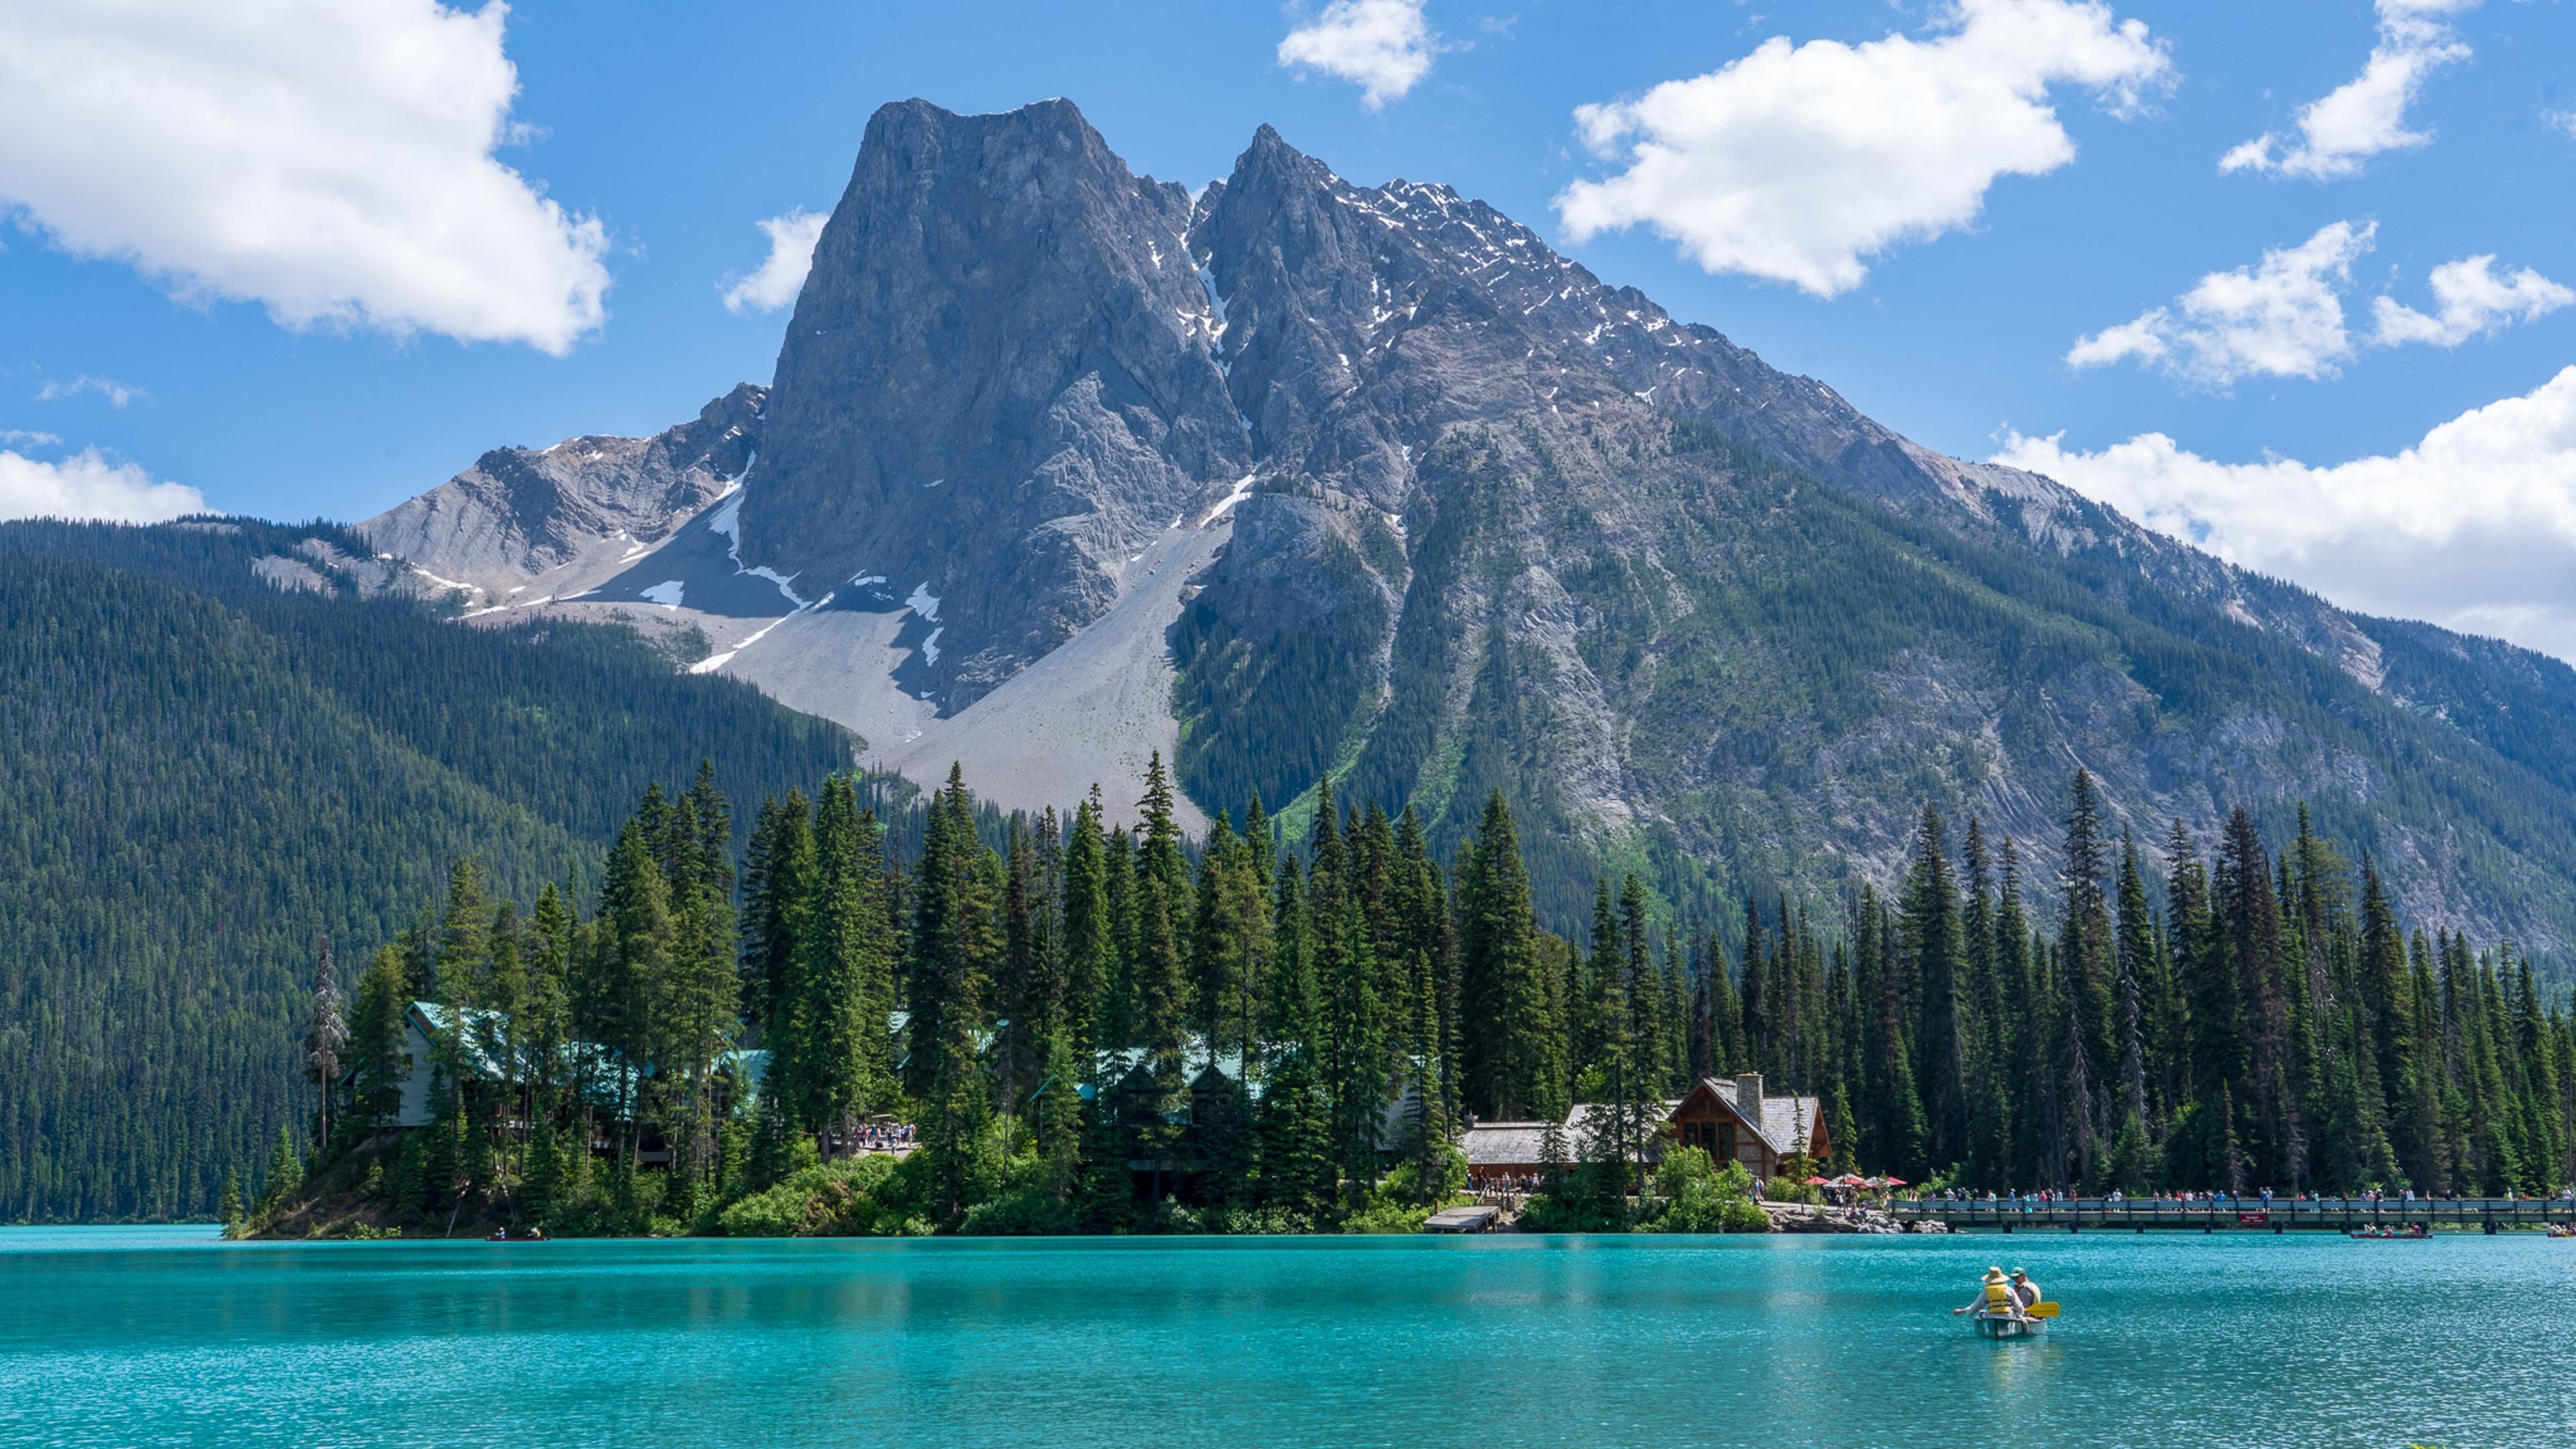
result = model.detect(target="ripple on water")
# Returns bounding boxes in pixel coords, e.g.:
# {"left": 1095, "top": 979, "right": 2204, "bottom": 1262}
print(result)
{"left": 2, "top": 1231, "right": 2571, "bottom": 1448}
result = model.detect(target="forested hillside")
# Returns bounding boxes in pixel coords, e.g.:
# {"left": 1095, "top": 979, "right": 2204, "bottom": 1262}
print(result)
{"left": 254, "top": 751, "right": 2575, "bottom": 1244}
{"left": 0, "top": 519, "right": 858, "bottom": 1222}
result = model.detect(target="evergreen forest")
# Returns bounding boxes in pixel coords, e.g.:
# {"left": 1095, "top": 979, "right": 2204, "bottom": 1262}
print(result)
{"left": 0, "top": 519, "right": 859, "bottom": 1222}
{"left": 254, "top": 751, "right": 2576, "bottom": 1241}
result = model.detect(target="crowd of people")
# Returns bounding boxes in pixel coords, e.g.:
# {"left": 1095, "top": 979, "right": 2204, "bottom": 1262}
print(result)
{"left": 821, "top": 1121, "right": 915, "bottom": 1156}
{"left": 1912, "top": 1185, "right": 2576, "bottom": 1207}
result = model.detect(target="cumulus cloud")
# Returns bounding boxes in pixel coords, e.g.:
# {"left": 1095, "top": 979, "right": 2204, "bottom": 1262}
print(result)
{"left": 2373, "top": 256, "right": 2574, "bottom": 347}
{"left": 36, "top": 375, "right": 145, "bottom": 408}
{"left": 2220, "top": 0, "right": 2475, "bottom": 180}
{"left": 0, "top": 448, "right": 207, "bottom": 524}
{"left": 1554, "top": 0, "right": 2172, "bottom": 297}
{"left": 0, "top": 429, "right": 62, "bottom": 447}
{"left": 2068, "top": 222, "right": 2373, "bottom": 385}
{"left": 1995, "top": 366, "right": 2576, "bottom": 660}
{"left": 0, "top": 0, "right": 610, "bottom": 354}
{"left": 2550, "top": 109, "right": 2576, "bottom": 142}
{"left": 1277, "top": 0, "right": 1438, "bottom": 110}
{"left": 721, "top": 210, "right": 826, "bottom": 315}
{"left": 2070, "top": 225, "right": 2568, "bottom": 386}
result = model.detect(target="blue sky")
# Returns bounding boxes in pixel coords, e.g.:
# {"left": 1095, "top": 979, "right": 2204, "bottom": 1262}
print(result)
{"left": 3, "top": 1, "right": 2573, "bottom": 652}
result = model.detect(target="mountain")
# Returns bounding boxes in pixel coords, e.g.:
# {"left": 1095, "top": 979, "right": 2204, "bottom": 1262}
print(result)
{"left": 366, "top": 98, "right": 2576, "bottom": 954}
{"left": 0, "top": 517, "right": 858, "bottom": 1220}
{"left": 361, "top": 382, "right": 767, "bottom": 609}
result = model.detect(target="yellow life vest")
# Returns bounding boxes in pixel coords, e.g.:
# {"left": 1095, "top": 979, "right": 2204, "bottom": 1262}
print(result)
{"left": 1982, "top": 1281, "right": 2014, "bottom": 1313}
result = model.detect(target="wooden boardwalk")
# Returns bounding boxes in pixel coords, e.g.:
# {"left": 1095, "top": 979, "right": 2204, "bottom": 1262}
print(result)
{"left": 1889, "top": 1195, "right": 2576, "bottom": 1233}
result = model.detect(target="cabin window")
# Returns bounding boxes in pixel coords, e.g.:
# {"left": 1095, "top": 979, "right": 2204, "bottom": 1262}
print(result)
{"left": 1719, "top": 1123, "right": 1737, "bottom": 1159}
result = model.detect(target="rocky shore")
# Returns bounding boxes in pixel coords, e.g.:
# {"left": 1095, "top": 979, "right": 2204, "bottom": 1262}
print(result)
{"left": 1762, "top": 1202, "right": 1947, "bottom": 1234}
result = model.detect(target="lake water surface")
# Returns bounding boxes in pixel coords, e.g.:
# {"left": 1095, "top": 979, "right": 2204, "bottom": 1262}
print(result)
{"left": 4, "top": 1226, "right": 2569, "bottom": 1447}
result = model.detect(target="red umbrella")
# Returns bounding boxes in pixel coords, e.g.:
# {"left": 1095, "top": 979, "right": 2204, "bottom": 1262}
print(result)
{"left": 1833, "top": 1174, "right": 1868, "bottom": 1186}
{"left": 1804, "top": 1176, "right": 1830, "bottom": 1185}
{"left": 1880, "top": 1177, "right": 1909, "bottom": 1187}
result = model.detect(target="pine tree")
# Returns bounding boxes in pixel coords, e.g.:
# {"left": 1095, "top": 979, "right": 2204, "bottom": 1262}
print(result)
{"left": 2112, "top": 831, "right": 2155, "bottom": 1130}
{"left": 256, "top": 1124, "right": 303, "bottom": 1222}
{"left": 910, "top": 767, "right": 1000, "bottom": 1222}
{"left": 2059, "top": 770, "right": 2119, "bottom": 1147}
{"left": 295, "top": 934, "right": 347, "bottom": 1157}
{"left": 592, "top": 817, "right": 672, "bottom": 1155}
{"left": 1254, "top": 859, "right": 1336, "bottom": 1222}
{"left": 346, "top": 944, "right": 411, "bottom": 1129}
{"left": 1061, "top": 791, "right": 1114, "bottom": 1055}
{"left": 1898, "top": 806, "right": 1968, "bottom": 1175}
{"left": 1457, "top": 791, "right": 1558, "bottom": 1120}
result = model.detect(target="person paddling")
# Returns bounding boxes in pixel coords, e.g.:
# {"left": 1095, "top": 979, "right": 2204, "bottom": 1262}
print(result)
{"left": 1956, "top": 1267, "right": 2020, "bottom": 1320}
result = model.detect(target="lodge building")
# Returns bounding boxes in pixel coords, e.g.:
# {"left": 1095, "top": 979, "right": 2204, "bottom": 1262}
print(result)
{"left": 1459, "top": 1073, "right": 1828, "bottom": 1186}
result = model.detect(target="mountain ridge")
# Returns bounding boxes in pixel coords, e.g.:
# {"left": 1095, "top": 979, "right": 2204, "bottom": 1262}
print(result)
{"left": 354, "top": 97, "right": 2576, "bottom": 953}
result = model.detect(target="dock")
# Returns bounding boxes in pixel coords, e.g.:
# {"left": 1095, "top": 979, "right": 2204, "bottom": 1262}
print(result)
{"left": 1424, "top": 1205, "right": 1503, "bottom": 1234}
{"left": 1888, "top": 1195, "right": 2576, "bottom": 1233}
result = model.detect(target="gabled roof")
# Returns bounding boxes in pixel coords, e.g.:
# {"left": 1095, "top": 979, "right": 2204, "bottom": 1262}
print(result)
{"left": 1683, "top": 1077, "right": 1825, "bottom": 1158}
{"left": 1083, "top": 1040, "right": 1258, "bottom": 1102}
{"left": 1460, "top": 1122, "right": 1557, "bottom": 1168}
{"left": 408, "top": 1002, "right": 768, "bottom": 1108}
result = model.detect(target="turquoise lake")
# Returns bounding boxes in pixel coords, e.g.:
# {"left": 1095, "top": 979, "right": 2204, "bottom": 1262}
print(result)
{"left": 5, "top": 1227, "right": 2571, "bottom": 1447}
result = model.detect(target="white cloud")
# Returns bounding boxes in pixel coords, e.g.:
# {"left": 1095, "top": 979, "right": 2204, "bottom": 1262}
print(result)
{"left": 0, "top": 448, "right": 206, "bottom": 524}
{"left": 721, "top": 209, "right": 826, "bottom": 315}
{"left": 2372, "top": 256, "right": 2573, "bottom": 347}
{"left": 1553, "top": 0, "right": 2172, "bottom": 297}
{"left": 2544, "top": 108, "right": 2576, "bottom": 142}
{"left": 0, "top": 429, "right": 62, "bottom": 447}
{"left": 1277, "top": 0, "right": 1438, "bottom": 109}
{"left": 2070, "top": 225, "right": 2569, "bottom": 385}
{"left": 2220, "top": 0, "right": 2475, "bottom": 180}
{"left": 1994, "top": 366, "right": 2576, "bottom": 661}
{"left": 36, "top": 375, "right": 145, "bottom": 408}
{"left": 0, "top": 0, "right": 609, "bottom": 354}
{"left": 2068, "top": 222, "right": 2373, "bottom": 385}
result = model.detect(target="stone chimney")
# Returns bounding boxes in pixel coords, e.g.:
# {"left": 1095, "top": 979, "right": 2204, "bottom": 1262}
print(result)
{"left": 1734, "top": 1073, "right": 1764, "bottom": 1136}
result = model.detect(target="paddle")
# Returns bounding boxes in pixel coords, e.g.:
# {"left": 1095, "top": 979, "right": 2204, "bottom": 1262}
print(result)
{"left": 2026, "top": 1302, "right": 2059, "bottom": 1318}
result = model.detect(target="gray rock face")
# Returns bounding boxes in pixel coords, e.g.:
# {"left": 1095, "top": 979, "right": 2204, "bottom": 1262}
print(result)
{"left": 360, "top": 384, "right": 765, "bottom": 596}
{"left": 743, "top": 99, "right": 1249, "bottom": 708}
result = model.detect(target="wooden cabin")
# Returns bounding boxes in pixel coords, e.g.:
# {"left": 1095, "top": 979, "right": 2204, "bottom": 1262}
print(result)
{"left": 1460, "top": 1122, "right": 1560, "bottom": 1187}
{"left": 1666, "top": 1073, "right": 1828, "bottom": 1181}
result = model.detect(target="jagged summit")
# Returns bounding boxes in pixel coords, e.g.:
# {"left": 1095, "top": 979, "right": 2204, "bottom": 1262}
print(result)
{"left": 745, "top": 97, "right": 1246, "bottom": 707}
{"left": 359, "top": 383, "right": 765, "bottom": 606}
{"left": 357, "top": 100, "right": 2576, "bottom": 947}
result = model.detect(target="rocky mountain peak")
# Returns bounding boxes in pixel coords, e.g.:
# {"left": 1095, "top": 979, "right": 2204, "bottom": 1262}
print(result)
{"left": 359, "top": 383, "right": 765, "bottom": 600}
{"left": 743, "top": 97, "right": 1247, "bottom": 706}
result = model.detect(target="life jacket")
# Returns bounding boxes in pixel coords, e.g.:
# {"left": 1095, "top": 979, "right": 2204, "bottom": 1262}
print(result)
{"left": 1982, "top": 1281, "right": 2014, "bottom": 1313}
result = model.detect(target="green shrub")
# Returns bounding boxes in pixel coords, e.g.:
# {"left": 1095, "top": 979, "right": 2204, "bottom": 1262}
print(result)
{"left": 1203, "top": 1205, "right": 1315, "bottom": 1235}
{"left": 716, "top": 1155, "right": 905, "bottom": 1238}
{"left": 1640, "top": 1148, "right": 1771, "bottom": 1233}
{"left": 1138, "top": 1199, "right": 1203, "bottom": 1235}
{"left": 957, "top": 1191, "right": 1077, "bottom": 1236}
{"left": 957, "top": 1148, "right": 1081, "bottom": 1236}
{"left": 1342, "top": 1151, "right": 1473, "bottom": 1234}
{"left": 1760, "top": 1175, "right": 1821, "bottom": 1205}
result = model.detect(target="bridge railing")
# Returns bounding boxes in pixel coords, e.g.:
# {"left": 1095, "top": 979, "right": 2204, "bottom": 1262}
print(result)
{"left": 1882, "top": 1195, "right": 2576, "bottom": 1230}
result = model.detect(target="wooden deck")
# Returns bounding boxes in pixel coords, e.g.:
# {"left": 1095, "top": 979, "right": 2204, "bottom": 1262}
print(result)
{"left": 1889, "top": 1196, "right": 2576, "bottom": 1233}
{"left": 1424, "top": 1205, "right": 1503, "bottom": 1234}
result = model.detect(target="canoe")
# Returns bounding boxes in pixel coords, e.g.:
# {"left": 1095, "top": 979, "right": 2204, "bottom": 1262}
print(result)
{"left": 1972, "top": 1311, "right": 2043, "bottom": 1340}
